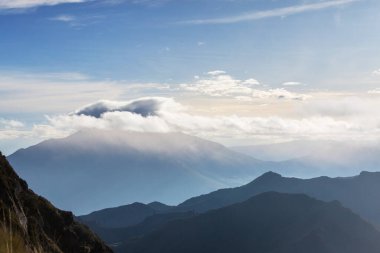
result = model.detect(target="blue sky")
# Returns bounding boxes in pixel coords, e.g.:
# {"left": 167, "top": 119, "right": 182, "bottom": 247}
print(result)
{"left": 1, "top": 0, "right": 380, "bottom": 154}
{"left": 1, "top": 0, "right": 378, "bottom": 85}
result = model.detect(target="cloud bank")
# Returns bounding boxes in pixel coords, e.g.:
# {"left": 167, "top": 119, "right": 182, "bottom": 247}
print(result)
{"left": 5, "top": 96, "right": 376, "bottom": 147}
{"left": 0, "top": 0, "right": 86, "bottom": 9}
{"left": 180, "top": 71, "right": 309, "bottom": 101}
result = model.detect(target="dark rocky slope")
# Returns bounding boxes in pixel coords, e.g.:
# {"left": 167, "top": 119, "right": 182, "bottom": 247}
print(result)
{"left": 0, "top": 152, "right": 112, "bottom": 253}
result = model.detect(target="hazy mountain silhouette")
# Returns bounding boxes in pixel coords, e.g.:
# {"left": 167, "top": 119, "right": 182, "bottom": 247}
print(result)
{"left": 122, "top": 192, "right": 380, "bottom": 253}
{"left": 84, "top": 211, "right": 195, "bottom": 249}
{"left": 0, "top": 152, "right": 111, "bottom": 253}
{"left": 8, "top": 129, "right": 268, "bottom": 214}
{"left": 176, "top": 171, "right": 380, "bottom": 228}
{"left": 78, "top": 170, "right": 380, "bottom": 251}
{"left": 78, "top": 202, "right": 173, "bottom": 229}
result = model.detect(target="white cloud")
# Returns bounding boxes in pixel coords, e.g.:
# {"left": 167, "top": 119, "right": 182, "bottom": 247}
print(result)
{"left": 38, "top": 97, "right": 380, "bottom": 143}
{"left": 3, "top": 71, "right": 380, "bottom": 150}
{"left": 0, "top": 72, "right": 124, "bottom": 113}
{"left": 0, "top": 119, "right": 24, "bottom": 129}
{"left": 0, "top": 0, "right": 87, "bottom": 9}
{"left": 3, "top": 96, "right": 380, "bottom": 148}
{"left": 0, "top": 71, "right": 171, "bottom": 113}
{"left": 0, "top": 70, "right": 310, "bottom": 116}
{"left": 368, "top": 88, "right": 380, "bottom": 94}
{"left": 51, "top": 14, "right": 76, "bottom": 22}
{"left": 372, "top": 69, "right": 380, "bottom": 76}
{"left": 207, "top": 70, "right": 226, "bottom": 76}
{"left": 180, "top": 0, "right": 358, "bottom": 25}
{"left": 283, "top": 81, "right": 302, "bottom": 86}
{"left": 180, "top": 71, "right": 309, "bottom": 101}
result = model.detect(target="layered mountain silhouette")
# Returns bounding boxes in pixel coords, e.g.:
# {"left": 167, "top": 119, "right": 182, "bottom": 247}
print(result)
{"left": 81, "top": 170, "right": 380, "bottom": 229}
{"left": 78, "top": 202, "right": 173, "bottom": 229}
{"left": 82, "top": 211, "right": 196, "bottom": 248}
{"left": 177, "top": 171, "right": 380, "bottom": 227}
{"left": 8, "top": 129, "right": 268, "bottom": 214}
{"left": 78, "top": 170, "right": 380, "bottom": 251}
{"left": 122, "top": 192, "right": 380, "bottom": 253}
{"left": 0, "top": 153, "right": 111, "bottom": 253}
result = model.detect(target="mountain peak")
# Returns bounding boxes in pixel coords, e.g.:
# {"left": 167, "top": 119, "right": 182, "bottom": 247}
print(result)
{"left": 255, "top": 171, "right": 282, "bottom": 181}
{"left": 8, "top": 129, "right": 265, "bottom": 214}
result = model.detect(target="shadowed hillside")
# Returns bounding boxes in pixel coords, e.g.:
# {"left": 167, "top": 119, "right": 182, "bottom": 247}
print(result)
{"left": 0, "top": 152, "right": 112, "bottom": 253}
{"left": 122, "top": 192, "right": 380, "bottom": 253}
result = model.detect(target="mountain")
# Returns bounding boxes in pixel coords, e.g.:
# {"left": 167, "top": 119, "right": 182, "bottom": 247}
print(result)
{"left": 233, "top": 140, "right": 380, "bottom": 177}
{"left": 85, "top": 211, "right": 196, "bottom": 249}
{"left": 78, "top": 202, "right": 173, "bottom": 229}
{"left": 78, "top": 170, "right": 380, "bottom": 250}
{"left": 0, "top": 152, "right": 111, "bottom": 253}
{"left": 176, "top": 171, "right": 380, "bottom": 228}
{"left": 122, "top": 192, "right": 380, "bottom": 253}
{"left": 8, "top": 129, "right": 268, "bottom": 214}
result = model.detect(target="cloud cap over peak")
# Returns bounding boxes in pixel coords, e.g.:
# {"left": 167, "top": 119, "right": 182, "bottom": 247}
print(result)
{"left": 75, "top": 97, "right": 182, "bottom": 118}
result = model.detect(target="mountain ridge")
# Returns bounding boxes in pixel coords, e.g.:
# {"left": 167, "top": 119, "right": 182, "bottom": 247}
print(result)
{"left": 122, "top": 192, "right": 380, "bottom": 253}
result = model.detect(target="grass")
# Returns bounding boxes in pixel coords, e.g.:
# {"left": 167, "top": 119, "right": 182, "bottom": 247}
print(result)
{"left": 0, "top": 227, "right": 27, "bottom": 253}
{"left": 0, "top": 208, "right": 28, "bottom": 253}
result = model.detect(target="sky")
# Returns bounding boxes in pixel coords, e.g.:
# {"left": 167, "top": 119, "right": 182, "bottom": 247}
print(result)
{"left": 1, "top": 0, "right": 380, "bottom": 154}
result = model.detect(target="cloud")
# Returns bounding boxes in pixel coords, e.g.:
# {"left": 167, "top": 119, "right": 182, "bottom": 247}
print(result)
{"left": 0, "top": 71, "right": 125, "bottom": 113}
{"left": 0, "top": 70, "right": 311, "bottom": 116}
{"left": 180, "top": 0, "right": 358, "bottom": 25}
{"left": 0, "top": 119, "right": 24, "bottom": 129}
{"left": 75, "top": 97, "right": 182, "bottom": 118}
{"left": 31, "top": 97, "right": 380, "bottom": 143}
{"left": 0, "top": 0, "right": 87, "bottom": 9}
{"left": 368, "top": 88, "right": 380, "bottom": 94}
{"left": 3, "top": 95, "right": 380, "bottom": 151}
{"left": 372, "top": 69, "right": 380, "bottom": 76}
{"left": 180, "top": 71, "right": 308, "bottom": 101}
{"left": 51, "top": 14, "right": 76, "bottom": 22}
{"left": 283, "top": 82, "right": 302, "bottom": 86}
{"left": 50, "top": 14, "right": 105, "bottom": 28}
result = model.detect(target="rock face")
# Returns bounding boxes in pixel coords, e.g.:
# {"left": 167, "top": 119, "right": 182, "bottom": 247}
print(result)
{"left": 0, "top": 152, "right": 112, "bottom": 253}
{"left": 122, "top": 192, "right": 380, "bottom": 253}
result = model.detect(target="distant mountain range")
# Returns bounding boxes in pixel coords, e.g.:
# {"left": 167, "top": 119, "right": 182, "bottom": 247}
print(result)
{"left": 177, "top": 170, "right": 380, "bottom": 227}
{"left": 78, "top": 202, "right": 173, "bottom": 229}
{"left": 122, "top": 192, "right": 380, "bottom": 253}
{"left": 8, "top": 129, "right": 269, "bottom": 214}
{"left": 8, "top": 129, "right": 380, "bottom": 215}
{"left": 0, "top": 153, "right": 111, "bottom": 253}
{"left": 79, "top": 170, "right": 380, "bottom": 251}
